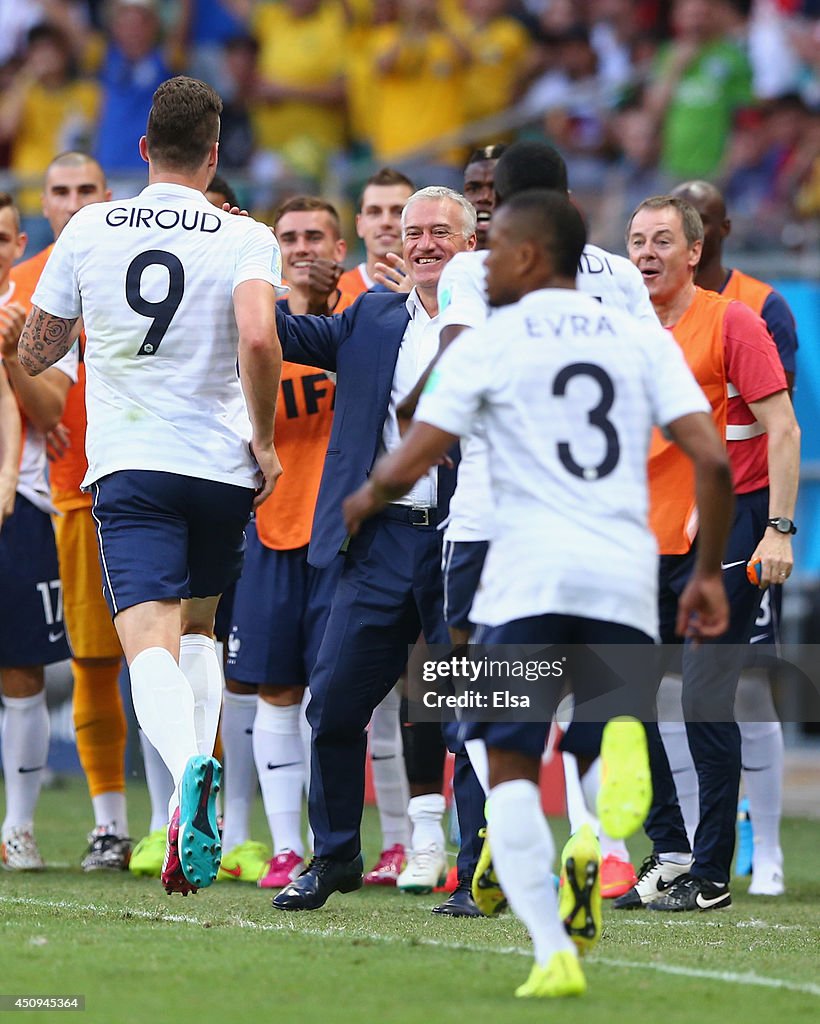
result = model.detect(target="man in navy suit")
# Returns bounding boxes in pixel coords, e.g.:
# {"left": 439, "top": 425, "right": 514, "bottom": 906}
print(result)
{"left": 270, "top": 186, "right": 478, "bottom": 911}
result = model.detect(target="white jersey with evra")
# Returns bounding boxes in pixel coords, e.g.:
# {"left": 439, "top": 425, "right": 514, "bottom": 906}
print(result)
{"left": 437, "top": 246, "right": 658, "bottom": 542}
{"left": 31, "top": 183, "right": 283, "bottom": 491}
{"left": 417, "top": 288, "right": 709, "bottom": 636}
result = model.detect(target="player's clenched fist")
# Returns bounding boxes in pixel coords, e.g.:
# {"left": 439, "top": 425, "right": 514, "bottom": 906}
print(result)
{"left": 250, "top": 440, "right": 283, "bottom": 508}
{"left": 0, "top": 302, "right": 27, "bottom": 360}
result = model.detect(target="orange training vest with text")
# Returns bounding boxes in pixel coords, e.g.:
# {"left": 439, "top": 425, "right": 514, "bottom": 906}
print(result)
{"left": 255, "top": 289, "right": 355, "bottom": 550}
{"left": 648, "top": 288, "right": 730, "bottom": 555}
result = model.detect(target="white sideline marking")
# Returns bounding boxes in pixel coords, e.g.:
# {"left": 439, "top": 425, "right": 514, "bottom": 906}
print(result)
{"left": 2, "top": 895, "right": 819, "bottom": 998}
{"left": 593, "top": 956, "right": 820, "bottom": 996}
{"left": 620, "top": 917, "right": 808, "bottom": 933}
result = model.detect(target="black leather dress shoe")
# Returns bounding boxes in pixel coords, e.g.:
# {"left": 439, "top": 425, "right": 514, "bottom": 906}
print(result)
{"left": 271, "top": 854, "right": 364, "bottom": 911}
{"left": 431, "top": 882, "right": 484, "bottom": 918}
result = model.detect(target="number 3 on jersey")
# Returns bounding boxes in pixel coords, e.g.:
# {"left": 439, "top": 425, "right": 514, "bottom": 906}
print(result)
{"left": 126, "top": 250, "right": 185, "bottom": 355}
{"left": 552, "top": 362, "right": 620, "bottom": 480}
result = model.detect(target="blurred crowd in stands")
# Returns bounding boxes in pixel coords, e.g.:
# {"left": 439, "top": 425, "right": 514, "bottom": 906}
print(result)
{"left": 0, "top": 0, "right": 818, "bottom": 255}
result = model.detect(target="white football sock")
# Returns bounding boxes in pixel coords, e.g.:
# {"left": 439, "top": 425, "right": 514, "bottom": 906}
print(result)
{"left": 369, "top": 685, "right": 410, "bottom": 849}
{"left": 563, "top": 753, "right": 595, "bottom": 834}
{"left": 129, "top": 646, "right": 198, "bottom": 820}
{"left": 1, "top": 690, "right": 49, "bottom": 836}
{"left": 465, "top": 738, "right": 490, "bottom": 795}
{"left": 220, "top": 690, "right": 258, "bottom": 853}
{"left": 254, "top": 700, "right": 305, "bottom": 856}
{"left": 407, "top": 793, "right": 446, "bottom": 851}
{"left": 299, "top": 687, "right": 314, "bottom": 854}
{"left": 576, "top": 755, "right": 629, "bottom": 860}
{"left": 658, "top": 718, "right": 699, "bottom": 846}
{"left": 487, "top": 779, "right": 575, "bottom": 965}
{"left": 740, "top": 719, "right": 784, "bottom": 871}
{"left": 179, "top": 634, "right": 223, "bottom": 757}
{"left": 658, "top": 851, "right": 693, "bottom": 865}
{"left": 139, "top": 729, "right": 175, "bottom": 832}
{"left": 735, "top": 669, "right": 779, "bottom": 723}
{"left": 578, "top": 757, "right": 600, "bottom": 816}
{"left": 598, "top": 830, "right": 630, "bottom": 861}
{"left": 92, "top": 792, "right": 128, "bottom": 836}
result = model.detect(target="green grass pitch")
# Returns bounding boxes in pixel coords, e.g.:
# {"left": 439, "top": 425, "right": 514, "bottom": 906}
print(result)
{"left": 2, "top": 778, "right": 819, "bottom": 1024}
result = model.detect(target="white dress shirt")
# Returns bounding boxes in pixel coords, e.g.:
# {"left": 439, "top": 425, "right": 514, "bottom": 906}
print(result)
{"left": 381, "top": 289, "right": 439, "bottom": 508}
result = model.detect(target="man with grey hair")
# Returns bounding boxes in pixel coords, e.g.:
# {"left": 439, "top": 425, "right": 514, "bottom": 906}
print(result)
{"left": 618, "top": 193, "right": 800, "bottom": 913}
{"left": 669, "top": 178, "right": 798, "bottom": 897}
{"left": 269, "top": 186, "right": 477, "bottom": 911}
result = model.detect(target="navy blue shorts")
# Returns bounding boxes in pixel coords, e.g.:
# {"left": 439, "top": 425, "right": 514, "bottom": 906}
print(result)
{"left": 465, "top": 614, "right": 653, "bottom": 760}
{"left": 442, "top": 539, "right": 489, "bottom": 631}
{"left": 0, "top": 495, "right": 71, "bottom": 666}
{"left": 226, "top": 523, "right": 343, "bottom": 687}
{"left": 90, "top": 470, "right": 254, "bottom": 618}
{"left": 560, "top": 722, "right": 607, "bottom": 760}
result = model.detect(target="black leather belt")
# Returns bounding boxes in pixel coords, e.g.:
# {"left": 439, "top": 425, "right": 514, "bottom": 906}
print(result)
{"left": 381, "top": 504, "right": 438, "bottom": 528}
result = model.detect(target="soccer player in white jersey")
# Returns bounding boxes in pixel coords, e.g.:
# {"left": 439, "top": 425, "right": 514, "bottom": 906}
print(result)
{"left": 398, "top": 140, "right": 662, "bottom": 905}
{"left": 17, "top": 76, "right": 284, "bottom": 895}
{"left": 343, "top": 189, "right": 734, "bottom": 998}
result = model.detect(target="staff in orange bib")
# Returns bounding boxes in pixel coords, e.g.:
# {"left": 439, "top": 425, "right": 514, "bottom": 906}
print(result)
{"left": 669, "top": 179, "right": 800, "bottom": 897}
{"left": 613, "top": 194, "right": 800, "bottom": 915}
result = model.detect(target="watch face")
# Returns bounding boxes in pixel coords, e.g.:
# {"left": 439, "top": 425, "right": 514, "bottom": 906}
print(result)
{"left": 771, "top": 517, "right": 795, "bottom": 534}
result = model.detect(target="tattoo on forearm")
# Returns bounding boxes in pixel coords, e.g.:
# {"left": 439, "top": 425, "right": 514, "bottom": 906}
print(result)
{"left": 18, "top": 308, "right": 78, "bottom": 375}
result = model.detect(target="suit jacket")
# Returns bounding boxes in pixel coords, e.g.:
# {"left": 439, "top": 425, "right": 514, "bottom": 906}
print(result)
{"left": 275, "top": 291, "right": 457, "bottom": 568}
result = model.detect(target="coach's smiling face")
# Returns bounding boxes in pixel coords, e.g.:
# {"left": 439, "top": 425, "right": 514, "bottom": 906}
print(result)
{"left": 402, "top": 198, "right": 475, "bottom": 295}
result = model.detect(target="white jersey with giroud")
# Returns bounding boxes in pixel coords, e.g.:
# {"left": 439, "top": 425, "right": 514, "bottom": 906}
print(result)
{"left": 1, "top": 282, "right": 78, "bottom": 514}
{"left": 32, "top": 183, "right": 284, "bottom": 491}
{"left": 436, "top": 246, "right": 658, "bottom": 542}
{"left": 416, "top": 289, "right": 709, "bottom": 636}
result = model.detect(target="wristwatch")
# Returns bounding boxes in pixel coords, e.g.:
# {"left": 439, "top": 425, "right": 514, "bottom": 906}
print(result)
{"left": 767, "top": 516, "right": 797, "bottom": 535}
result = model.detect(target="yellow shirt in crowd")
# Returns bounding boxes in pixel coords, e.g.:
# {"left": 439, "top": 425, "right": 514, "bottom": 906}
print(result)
{"left": 369, "top": 23, "right": 468, "bottom": 164}
{"left": 11, "top": 79, "right": 99, "bottom": 214}
{"left": 252, "top": 1, "right": 347, "bottom": 158}
{"left": 458, "top": 15, "right": 531, "bottom": 124}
